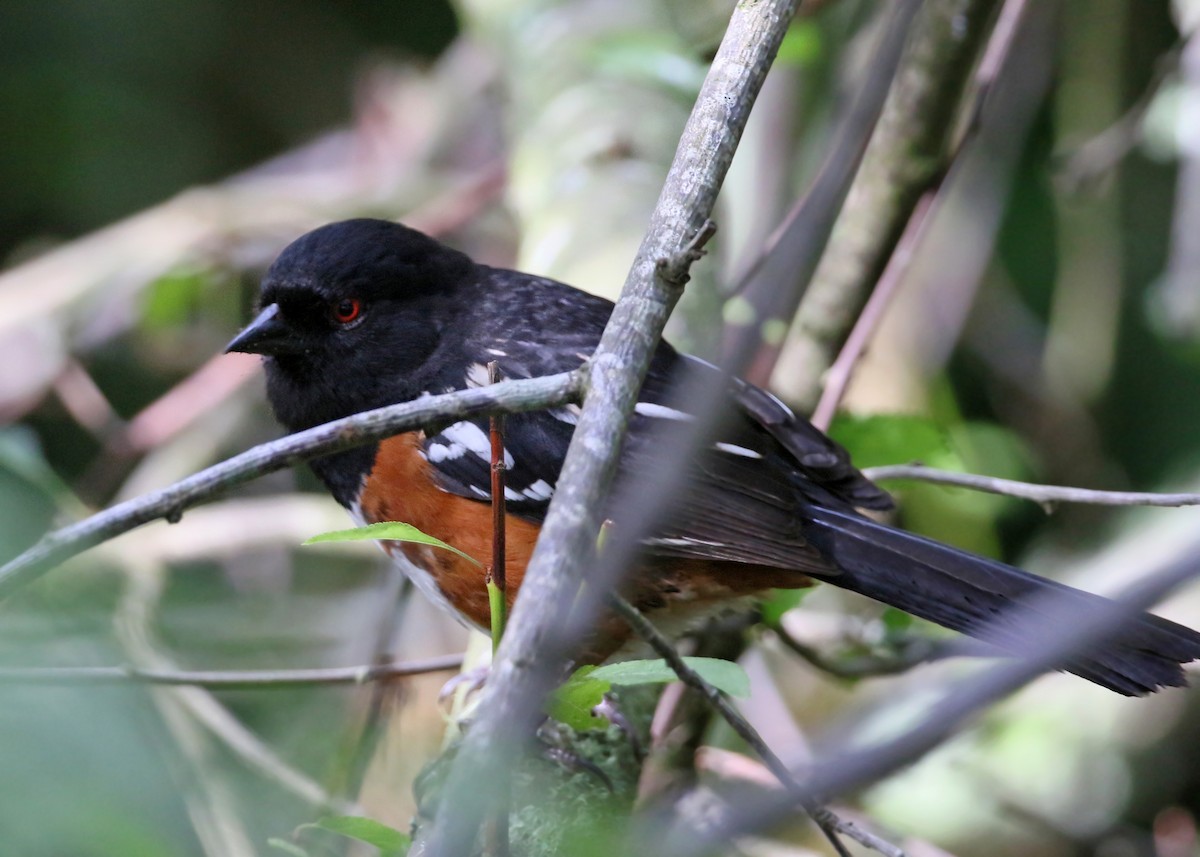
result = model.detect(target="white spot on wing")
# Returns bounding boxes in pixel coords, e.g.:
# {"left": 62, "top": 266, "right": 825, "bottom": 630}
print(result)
{"left": 522, "top": 479, "right": 554, "bottom": 501}
{"left": 714, "top": 442, "right": 763, "bottom": 459}
{"left": 427, "top": 442, "right": 466, "bottom": 463}
{"left": 440, "top": 421, "right": 513, "bottom": 467}
{"left": 465, "top": 362, "right": 491, "bottom": 389}
{"left": 635, "top": 402, "right": 693, "bottom": 422}
{"left": 485, "top": 348, "right": 507, "bottom": 357}
{"left": 504, "top": 487, "right": 523, "bottom": 502}
{"left": 646, "top": 536, "right": 727, "bottom": 548}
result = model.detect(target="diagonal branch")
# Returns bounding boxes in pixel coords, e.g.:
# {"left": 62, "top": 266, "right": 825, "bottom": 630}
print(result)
{"left": 783, "top": 0, "right": 1004, "bottom": 411}
{"left": 608, "top": 594, "right": 904, "bottom": 857}
{"left": 648, "top": 542, "right": 1200, "bottom": 857}
{"left": 420, "top": 2, "right": 806, "bottom": 853}
{"left": 0, "top": 369, "right": 583, "bottom": 599}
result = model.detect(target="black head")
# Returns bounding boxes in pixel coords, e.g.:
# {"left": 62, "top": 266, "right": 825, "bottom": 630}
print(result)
{"left": 227, "top": 219, "right": 477, "bottom": 432}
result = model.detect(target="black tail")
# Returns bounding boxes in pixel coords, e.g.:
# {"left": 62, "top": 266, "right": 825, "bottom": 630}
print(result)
{"left": 804, "top": 507, "right": 1200, "bottom": 695}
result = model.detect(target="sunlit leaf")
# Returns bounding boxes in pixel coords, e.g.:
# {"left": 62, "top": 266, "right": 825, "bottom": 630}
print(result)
{"left": 591, "top": 657, "right": 750, "bottom": 698}
{"left": 548, "top": 665, "right": 610, "bottom": 731}
{"left": 303, "top": 522, "right": 481, "bottom": 567}
{"left": 880, "top": 608, "right": 915, "bottom": 635}
{"left": 299, "top": 816, "right": 410, "bottom": 855}
{"left": 760, "top": 587, "right": 811, "bottom": 626}
{"left": 777, "top": 20, "right": 822, "bottom": 66}
{"left": 828, "top": 413, "right": 955, "bottom": 470}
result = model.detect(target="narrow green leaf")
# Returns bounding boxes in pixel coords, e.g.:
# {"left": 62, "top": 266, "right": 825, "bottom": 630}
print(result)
{"left": 299, "top": 816, "right": 410, "bottom": 854}
{"left": 303, "top": 522, "right": 482, "bottom": 567}
{"left": 591, "top": 657, "right": 751, "bottom": 698}
{"left": 267, "top": 838, "right": 311, "bottom": 857}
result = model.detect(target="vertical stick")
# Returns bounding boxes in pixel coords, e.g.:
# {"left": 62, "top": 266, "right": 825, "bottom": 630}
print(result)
{"left": 484, "top": 361, "right": 511, "bottom": 857}
{"left": 486, "top": 360, "right": 508, "bottom": 651}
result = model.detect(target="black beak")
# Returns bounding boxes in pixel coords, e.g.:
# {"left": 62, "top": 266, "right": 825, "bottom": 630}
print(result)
{"left": 225, "top": 304, "right": 303, "bottom": 355}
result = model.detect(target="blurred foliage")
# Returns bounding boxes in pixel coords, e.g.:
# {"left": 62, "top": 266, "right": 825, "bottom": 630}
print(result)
{"left": 2, "top": 1, "right": 1200, "bottom": 856}
{"left": 0, "top": 0, "right": 456, "bottom": 252}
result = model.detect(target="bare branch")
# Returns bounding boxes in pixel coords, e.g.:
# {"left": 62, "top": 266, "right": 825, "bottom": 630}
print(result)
{"left": 770, "top": 622, "right": 975, "bottom": 680}
{"left": 0, "top": 370, "right": 583, "bottom": 599}
{"left": 863, "top": 463, "right": 1200, "bottom": 510}
{"left": 420, "top": 3, "right": 808, "bottom": 853}
{"left": 609, "top": 595, "right": 904, "bottom": 857}
{"left": 810, "top": 191, "right": 935, "bottom": 429}
{"left": 724, "top": 0, "right": 922, "bottom": 384}
{"left": 782, "top": 0, "right": 1003, "bottom": 410}
{"left": 648, "top": 542, "right": 1200, "bottom": 857}
{"left": 485, "top": 361, "right": 512, "bottom": 857}
{"left": 0, "top": 654, "right": 464, "bottom": 688}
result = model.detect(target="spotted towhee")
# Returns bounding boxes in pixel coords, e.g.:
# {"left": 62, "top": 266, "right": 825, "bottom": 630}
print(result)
{"left": 227, "top": 218, "right": 1200, "bottom": 695}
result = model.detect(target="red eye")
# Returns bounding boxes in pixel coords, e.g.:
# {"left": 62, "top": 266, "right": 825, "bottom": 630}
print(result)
{"left": 333, "top": 298, "right": 361, "bottom": 325}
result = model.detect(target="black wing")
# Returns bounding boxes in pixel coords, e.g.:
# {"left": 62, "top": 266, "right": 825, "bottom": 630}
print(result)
{"left": 611, "top": 354, "right": 889, "bottom": 574}
{"left": 416, "top": 302, "right": 889, "bottom": 576}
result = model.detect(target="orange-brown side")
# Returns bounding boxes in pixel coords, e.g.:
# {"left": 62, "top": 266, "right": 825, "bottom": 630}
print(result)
{"left": 358, "top": 432, "right": 542, "bottom": 630}
{"left": 358, "top": 432, "right": 813, "bottom": 659}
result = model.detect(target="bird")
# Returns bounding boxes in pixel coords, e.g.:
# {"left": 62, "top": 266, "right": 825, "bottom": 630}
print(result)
{"left": 226, "top": 218, "right": 1200, "bottom": 696}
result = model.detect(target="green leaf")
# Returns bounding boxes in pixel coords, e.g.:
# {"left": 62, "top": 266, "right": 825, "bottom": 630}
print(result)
{"left": 303, "top": 522, "right": 482, "bottom": 567}
{"left": 880, "top": 608, "right": 914, "bottom": 634}
{"left": 298, "top": 816, "right": 410, "bottom": 855}
{"left": 141, "top": 267, "right": 210, "bottom": 329}
{"left": 828, "top": 413, "right": 956, "bottom": 471}
{"left": 777, "top": 21, "right": 823, "bottom": 66}
{"left": 590, "top": 33, "right": 707, "bottom": 95}
{"left": 548, "top": 658, "right": 753, "bottom": 731}
{"left": 548, "top": 666, "right": 611, "bottom": 731}
{"left": 760, "top": 588, "right": 810, "bottom": 626}
{"left": 267, "top": 838, "right": 311, "bottom": 857}
{"left": 591, "top": 657, "right": 751, "bottom": 698}
{"left": 487, "top": 578, "right": 506, "bottom": 652}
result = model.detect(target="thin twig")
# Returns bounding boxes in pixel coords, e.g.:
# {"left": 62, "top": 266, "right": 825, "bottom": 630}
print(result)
{"left": 656, "top": 219, "right": 718, "bottom": 286}
{"left": 811, "top": 192, "right": 936, "bottom": 429}
{"left": 862, "top": 463, "right": 1200, "bottom": 511}
{"left": 608, "top": 594, "right": 904, "bottom": 857}
{"left": 419, "top": 4, "right": 808, "bottom": 854}
{"left": 649, "top": 540, "right": 1200, "bottom": 857}
{"left": 484, "top": 360, "right": 511, "bottom": 857}
{"left": 0, "top": 654, "right": 465, "bottom": 687}
{"left": 781, "top": 0, "right": 1003, "bottom": 410}
{"left": 1054, "top": 43, "right": 1179, "bottom": 194}
{"left": 724, "top": 0, "right": 922, "bottom": 385}
{"left": 961, "top": 0, "right": 1030, "bottom": 140}
{"left": 487, "top": 361, "right": 509, "bottom": 648}
{"left": 115, "top": 562, "right": 359, "bottom": 818}
{"left": 0, "top": 369, "right": 583, "bottom": 599}
{"left": 330, "top": 574, "right": 414, "bottom": 801}
{"left": 770, "top": 621, "right": 979, "bottom": 680}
